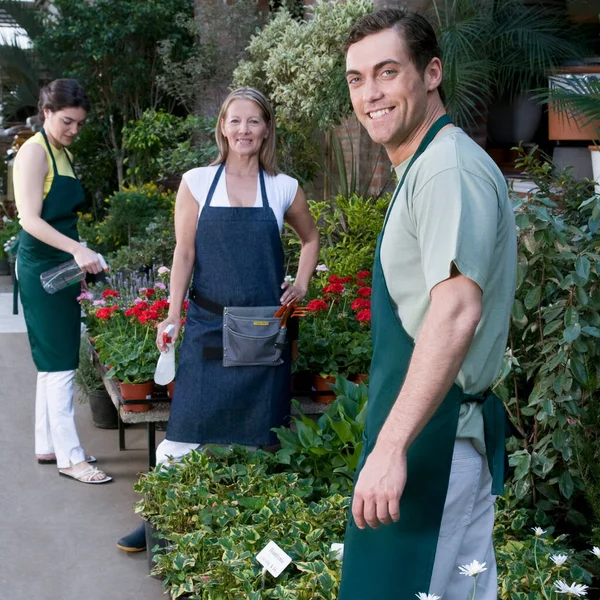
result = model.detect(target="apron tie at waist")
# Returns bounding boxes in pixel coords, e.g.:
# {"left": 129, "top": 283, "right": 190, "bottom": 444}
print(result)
{"left": 464, "top": 390, "right": 509, "bottom": 496}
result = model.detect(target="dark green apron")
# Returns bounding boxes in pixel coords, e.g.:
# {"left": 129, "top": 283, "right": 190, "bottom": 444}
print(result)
{"left": 17, "top": 129, "right": 85, "bottom": 372}
{"left": 339, "top": 115, "right": 507, "bottom": 599}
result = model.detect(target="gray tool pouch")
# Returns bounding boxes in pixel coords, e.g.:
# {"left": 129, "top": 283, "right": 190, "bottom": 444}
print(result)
{"left": 223, "top": 306, "right": 287, "bottom": 367}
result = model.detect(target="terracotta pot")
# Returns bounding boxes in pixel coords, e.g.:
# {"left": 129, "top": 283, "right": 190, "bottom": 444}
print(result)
{"left": 119, "top": 381, "right": 153, "bottom": 412}
{"left": 350, "top": 373, "right": 369, "bottom": 384}
{"left": 312, "top": 375, "right": 336, "bottom": 404}
{"left": 548, "top": 67, "right": 600, "bottom": 141}
{"left": 166, "top": 381, "right": 175, "bottom": 399}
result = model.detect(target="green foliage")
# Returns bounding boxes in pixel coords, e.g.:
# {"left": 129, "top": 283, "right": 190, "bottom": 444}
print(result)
{"left": 494, "top": 489, "right": 593, "bottom": 599}
{"left": 0, "top": 0, "right": 45, "bottom": 119}
{"left": 135, "top": 447, "right": 347, "bottom": 599}
{"left": 429, "top": 0, "right": 583, "bottom": 129}
{"left": 286, "top": 194, "right": 389, "bottom": 277}
{"left": 274, "top": 376, "right": 367, "bottom": 495}
{"left": 156, "top": 1, "right": 264, "bottom": 114}
{"left": 494, "top": 146, "right": 600, "bottom": 526}
{"left": 123, "top": 110, "right": 217, "bottom": 185}
{"left": 234, "top": 0, "right": 373, "bottom": 130}
{"left": 99, "top": 326, "right": 158, "bottom": 385}
{"left": 74, "top": 336, "right": 104, "bottom": 399}
{"left": 107, "top": 215, "right": 176, "bottom": 275}
{"left": 541, "top": 75, "right": 600, "bottom": 141}
{"left": 35, "top": 0, "right": 195, "bottom": 186}
{"left": 78, "top": 184, "right": 175, "bottom": 254}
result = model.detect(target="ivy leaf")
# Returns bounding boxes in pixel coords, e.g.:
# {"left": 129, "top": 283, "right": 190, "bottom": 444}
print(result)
{"left": 559, "top": 471, "right": 574, "bottom": 499}
{"left": 575, "top": 256, "right": 591, "bottom": 281}
{"left": 570, "top": 358, "right": 588, "bottom": 384}
{"left": 582, "top": 325, "right": 600, "bottom": 338}
{"left": 524, "top": 286, "right": 542, "bottom": 310}
{"left": 563, "top": 323, "right": 581, "bottom": 343}
{"left": 564, "top": 307, "right": 579, "bottom": 327}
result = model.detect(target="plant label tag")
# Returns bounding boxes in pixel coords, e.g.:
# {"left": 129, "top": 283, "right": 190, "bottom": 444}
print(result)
{"left": 256, "top": 541, "right": 292, "bottom": 577}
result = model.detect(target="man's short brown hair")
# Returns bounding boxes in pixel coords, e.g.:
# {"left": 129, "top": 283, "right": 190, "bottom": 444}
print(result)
{"left": 344, "top": 7, "right": 445, "bottom": 101}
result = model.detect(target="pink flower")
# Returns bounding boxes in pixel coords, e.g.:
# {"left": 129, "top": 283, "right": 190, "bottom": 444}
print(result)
{"left": 93, "top": 299, "right": 106, "bottom": 306}
{"left": 133, "top": 297, "right": 144, "bottom": 304}
{"left": 316, "top": 264, "right": 329, "bottom": 272}
{"left": 155, "top": 282, "right": 166, "bottom": 290}
{"left": 157, "top": 266, "right": 170, "bottom": 275}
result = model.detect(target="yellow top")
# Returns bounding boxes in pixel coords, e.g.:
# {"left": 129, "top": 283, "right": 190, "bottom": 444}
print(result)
{"left": 13, "top": 131, "right": 76, "bottom": 212}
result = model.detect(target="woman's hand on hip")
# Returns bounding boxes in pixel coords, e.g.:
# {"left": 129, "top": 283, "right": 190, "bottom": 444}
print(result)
{"left": 72, "top": 245, "right": 103, "bottom": 274}
{"left": 156, "top": 316, "right": 182, "bottom": 352}
{"left": 280, "top": 280, "right": 307, "bottom": 305}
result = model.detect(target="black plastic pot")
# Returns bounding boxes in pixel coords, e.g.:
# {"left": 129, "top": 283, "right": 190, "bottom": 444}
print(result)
{"left": 145, "top": 520, "right": 168, "bottom": 578}
{"left": 88, "top": 390, "right": 118, "bottom": 429}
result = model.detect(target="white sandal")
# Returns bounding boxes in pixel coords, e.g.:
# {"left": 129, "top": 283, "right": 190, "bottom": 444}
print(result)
{"left": 59, "top": 465, "right": 112, "bottom": 484}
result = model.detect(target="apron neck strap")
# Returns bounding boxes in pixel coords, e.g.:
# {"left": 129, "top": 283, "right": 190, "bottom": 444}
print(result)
{"left": 40, "top": 128, "right": 59, "bottom": 177}
{"left": 382, "top": 114, "right": 452, "bottom": 233}
{"left": 206, "top": 162, "right": 269, "bottom": 208}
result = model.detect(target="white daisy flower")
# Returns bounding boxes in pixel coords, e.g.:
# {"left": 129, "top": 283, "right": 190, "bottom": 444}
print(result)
{"left": 551, "top": 554, "right": 569, "bottom": 566}
{"left": 284, "top": 275, "right": 295, "bottom": 284}
{"left": 554, "top": 580, "right": 588, "bottom": 596}
{"left": 532, "top": 527, "right": 547, "bottom": 537}
{"left": 591, "top": 547, "right": 600, "bottom": 558}
{"left": 415, "top": 594, "right": 441, "bottom": 600}
{"left": 458, "top": 560, "right": 487, "bottom": 577}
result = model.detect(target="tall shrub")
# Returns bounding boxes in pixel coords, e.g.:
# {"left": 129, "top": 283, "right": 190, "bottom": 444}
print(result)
{"left": 495, "top": 147, "right": 600, "bottom": 528}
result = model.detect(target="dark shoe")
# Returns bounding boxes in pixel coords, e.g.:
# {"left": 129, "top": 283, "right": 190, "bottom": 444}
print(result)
{"left": 117, "top": 523, "right": 147, "bottom": 552}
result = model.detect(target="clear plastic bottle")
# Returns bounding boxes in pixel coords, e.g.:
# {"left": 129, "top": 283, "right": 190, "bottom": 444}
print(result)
{"left": 40, "top": 254, "right": 108, "bottom": 294}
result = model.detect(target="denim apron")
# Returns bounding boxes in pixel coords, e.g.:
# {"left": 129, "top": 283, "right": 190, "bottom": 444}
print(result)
{"left": 339, "top": 115, "right": 507, "bottom": 599}
{"left": 166, "top": 163, "right": 291, "bottom": 445}
{"left": 17, "top": 129, "right": 84, "bottom": 372}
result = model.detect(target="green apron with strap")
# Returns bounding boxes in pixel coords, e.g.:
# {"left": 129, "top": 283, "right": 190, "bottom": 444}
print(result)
{"left": 17, "top": 128, "right": 85, "bottom": 372}
{"left": 339, "top": 115, "right": 507, "bottom": 600}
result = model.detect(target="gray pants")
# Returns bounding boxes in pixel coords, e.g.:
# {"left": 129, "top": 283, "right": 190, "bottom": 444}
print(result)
{"left": 429, "top": 439, "right": 498, "bottom": 599}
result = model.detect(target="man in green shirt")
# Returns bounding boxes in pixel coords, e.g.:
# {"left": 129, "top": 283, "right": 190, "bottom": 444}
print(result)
{"left": 339, "top": 8, "right": 516, "bottom": 600}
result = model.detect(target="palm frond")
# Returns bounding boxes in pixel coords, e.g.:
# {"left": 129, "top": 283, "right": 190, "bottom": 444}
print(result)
{"left": 0, "top": 0, "right": 43, "bottom": 39}
{"left": 540, "top": 77, "right": 600, "bottom": 129}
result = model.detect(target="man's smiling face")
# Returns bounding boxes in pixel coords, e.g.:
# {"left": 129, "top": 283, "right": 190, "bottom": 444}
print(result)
{"left": 345, "top": 28, "right": 431, "bottom": 151}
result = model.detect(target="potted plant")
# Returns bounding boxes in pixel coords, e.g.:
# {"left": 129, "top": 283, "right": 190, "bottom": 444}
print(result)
{"left": 429, "top": 0, "right": 584, "bottom": 143}
{"left": 74, "top": 337, "right": 118, "bottom": 429}
{"left": 297, "top": 272, "right": 372, "bottom": 403}
{"left": 541, "top": 70, "right": 600, "bottom": 191}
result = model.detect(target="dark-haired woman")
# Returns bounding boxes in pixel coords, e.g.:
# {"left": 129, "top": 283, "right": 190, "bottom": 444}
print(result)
{"left": 13, "top": 79, "right": 111, "bottom": 484}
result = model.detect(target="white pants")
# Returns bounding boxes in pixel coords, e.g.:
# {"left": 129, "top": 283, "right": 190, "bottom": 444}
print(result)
{"left": 35, "top": 371, "right": 86, "bottom": 469}
{"left": 155, "top": 439, "right": 259, "bottom": 467}
{"left": 428, "top": 439, "right": 497, "bottom": 599}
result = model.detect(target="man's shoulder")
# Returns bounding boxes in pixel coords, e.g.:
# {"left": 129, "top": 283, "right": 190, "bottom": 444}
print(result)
{"left": 414, "top": 127, "right": 504, "bottom": 186}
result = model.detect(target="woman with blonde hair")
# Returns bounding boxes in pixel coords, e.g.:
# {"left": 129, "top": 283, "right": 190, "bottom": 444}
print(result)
{"left": 118, "top": 87, "right": 319, "bottom": 551}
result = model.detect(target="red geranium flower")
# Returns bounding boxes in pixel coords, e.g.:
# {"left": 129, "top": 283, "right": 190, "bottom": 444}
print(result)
{"left": 102, "top": 289, "right": 119, "bottom": 299}
{"left": 151, "top": 299, "right": 169, "bottom": 311}
{"left": 96, "top": 306, "right": 117, "bottom": 319}
{"left": 356, "top": 309, "right": 371, "bottom": 323}
{"left": 341, "top": 276, "right": 354, "bottom": 283}
{"left": 323, "top": 283, "right": 344, "bottom": 294}
{"left": 351, "top": 298, "right": 371, "bottom": 311}
{"left": 124, "top": 307, "right": 136, "bottom": 317}
{"left": 143, "top": 288, "right": 156, "bottom": 298}
{"left": 356, "top": 270, "right": 371, "bottom": 280}
{"left": 328, "top": 275, "right": 344, "bottom": 284}
{"left": 183, "top": 300, "right": 189, "bottom": 311}
{"left": 357, "top": 286, "right": 372, "bottom": 297}
{"left": 306, "top": 299, "right": 328, "bottom": 312}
